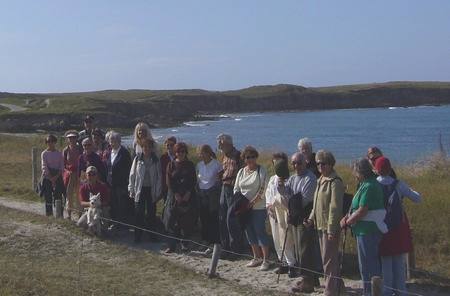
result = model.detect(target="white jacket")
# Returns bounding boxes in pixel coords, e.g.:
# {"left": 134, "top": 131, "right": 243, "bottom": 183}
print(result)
{"left": 128, "top": 153, "right": 162, "bottom": 203}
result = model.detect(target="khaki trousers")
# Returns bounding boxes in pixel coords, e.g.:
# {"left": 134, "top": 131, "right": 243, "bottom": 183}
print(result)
{"left": 318, "top": 230, "right": 344, "bottom": 296}
{"left": 65, "top": 172, "right": 81, "bottom": 215}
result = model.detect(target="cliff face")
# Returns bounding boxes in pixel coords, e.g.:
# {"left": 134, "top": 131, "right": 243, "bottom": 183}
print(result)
{"left": 0, "top": 83, "right": 449, "bottom": 132}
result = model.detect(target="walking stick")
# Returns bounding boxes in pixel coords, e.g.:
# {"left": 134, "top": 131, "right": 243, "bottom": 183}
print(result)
{"left": 277, "top": 224, "right": 290, "bottom": 284}
{"left": 338, "top": 226, "right": 348, "bottom": 296}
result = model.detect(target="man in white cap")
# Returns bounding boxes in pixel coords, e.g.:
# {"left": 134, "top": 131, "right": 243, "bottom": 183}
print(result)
{"left": 62, "top": 130, "right": 82, "bottom": 220}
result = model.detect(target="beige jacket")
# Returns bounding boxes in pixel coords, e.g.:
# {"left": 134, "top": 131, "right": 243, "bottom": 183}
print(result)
{"left": 309, "top": 171, "right": 344, "bottom": 235}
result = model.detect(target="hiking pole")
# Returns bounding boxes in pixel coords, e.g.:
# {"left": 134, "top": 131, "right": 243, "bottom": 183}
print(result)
{"left": 277, "top": 224, "right": 289, "bottom": 284}
{"left": 338, "top": 226, "right": 348, "bottom": 296}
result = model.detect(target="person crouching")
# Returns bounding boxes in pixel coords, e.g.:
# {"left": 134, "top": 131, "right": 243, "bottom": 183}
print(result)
{"left": 78, "top": 166, "right": 111, "bottom": 233}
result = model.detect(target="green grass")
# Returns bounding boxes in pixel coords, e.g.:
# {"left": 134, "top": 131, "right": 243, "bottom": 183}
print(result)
{"left": 1, "top": 134, "right": 449, "bottom": 278}
{"left": 0, "top": 206, "right": 274, "bottom": 296}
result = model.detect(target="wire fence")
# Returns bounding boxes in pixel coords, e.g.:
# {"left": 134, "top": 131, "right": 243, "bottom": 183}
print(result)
{"left": 30, "top": 146, "right": 425, "bottom": 296}
{"left": 65, "top": 206, "right": 425, "bottom": 296}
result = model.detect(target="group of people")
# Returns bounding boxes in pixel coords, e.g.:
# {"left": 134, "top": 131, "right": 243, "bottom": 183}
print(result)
{"left": 39, "top": 115, "right": 422, "bottom": 296}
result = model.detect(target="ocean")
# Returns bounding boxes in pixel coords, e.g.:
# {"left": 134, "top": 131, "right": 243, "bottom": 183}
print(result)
{"left": 124, "top": 105, "right": 450, "bottom": 164}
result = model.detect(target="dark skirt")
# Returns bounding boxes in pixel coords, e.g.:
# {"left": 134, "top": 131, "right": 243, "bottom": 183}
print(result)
{"left": 198, "top": 184, "right": 221, "bottom": 244}
{"left": 162, "top": 190, "right": 197, "bottom": 238}
{"left": 379, "top": 212, "right": 413, "bottom": 256}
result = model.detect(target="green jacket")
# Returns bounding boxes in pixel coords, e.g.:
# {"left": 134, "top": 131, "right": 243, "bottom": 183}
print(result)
{"left": 309, "top": 171, "right": 344, "bottom": 235}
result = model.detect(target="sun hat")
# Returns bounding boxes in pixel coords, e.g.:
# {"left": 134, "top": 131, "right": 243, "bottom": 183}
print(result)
{"left": 64, "top": 130, "right": 78, "bottom": 138}
{"left": 274, "top": 158, "right": 290, "bottom": 179}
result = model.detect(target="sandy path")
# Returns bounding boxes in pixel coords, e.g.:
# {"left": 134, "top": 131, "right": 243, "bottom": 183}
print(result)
{"left": 0, "top": 103, "right": 28, "bottom": 112}
{"left": 0, "top": 196, "right": 446, "bottom": 296}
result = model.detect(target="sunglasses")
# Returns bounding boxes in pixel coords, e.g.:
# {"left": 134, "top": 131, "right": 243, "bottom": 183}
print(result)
{"left": 245, "top": 155, "right": 257, "bottom": 160}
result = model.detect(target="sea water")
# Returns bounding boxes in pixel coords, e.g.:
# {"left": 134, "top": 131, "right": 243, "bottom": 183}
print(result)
{"left": 124, "top": 105, "right": 450, "bottom": 164}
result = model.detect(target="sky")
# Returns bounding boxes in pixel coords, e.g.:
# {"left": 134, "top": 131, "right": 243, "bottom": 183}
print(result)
{"left": 1, "top": 0, "right": 449, "bottom": 93}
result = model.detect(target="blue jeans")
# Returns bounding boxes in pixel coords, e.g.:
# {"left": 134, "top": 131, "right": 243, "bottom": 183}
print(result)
{"left": 357, "top": 233, "right": 382, "bottom": 296}
{"left": 382, "top": 254, "right": 406, "bottom": 296}
{"left": 245, "top": 209, "right": 269, "bottom": 246}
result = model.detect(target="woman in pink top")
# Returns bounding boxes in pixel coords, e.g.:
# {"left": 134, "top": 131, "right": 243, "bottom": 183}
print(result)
{"left": 41, "top": 134, "right": 65, "bottom": 216}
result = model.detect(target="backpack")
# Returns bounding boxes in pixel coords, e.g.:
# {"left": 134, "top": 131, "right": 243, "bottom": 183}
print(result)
{"left": 287, "top": 192, "right": 304, "bottom": 226}
{"left": 330, "top": 177, "right": 353, "bottom": 215}
{"left": 381, "top": 180, "right": 403, "bottom": 231}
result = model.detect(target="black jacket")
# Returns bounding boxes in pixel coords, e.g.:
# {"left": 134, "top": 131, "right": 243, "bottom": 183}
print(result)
{"left": 107, "top": 146, "right": 132, "bottom": 187}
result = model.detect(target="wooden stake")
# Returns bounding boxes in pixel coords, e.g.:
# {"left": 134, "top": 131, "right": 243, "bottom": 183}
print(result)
{"left": 208, "top": 243, "right": 221, "bottom": 278}
{"left": 371, "top": 276, "right": 383, "bottom": 296}
{"left": 31, "top": 147, "right": 38, "bottom": 191}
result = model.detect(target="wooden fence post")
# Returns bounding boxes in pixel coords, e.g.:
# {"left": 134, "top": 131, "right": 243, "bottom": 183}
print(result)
{"left": 207, "top": 243, "right": 221, "bottom": 278}
{"left": 31, "top": 147, "right": 38, "bottom": 191}
{"left": 406, "top": 243, "right": 416, "bottom": 280}
{"left": 55, "top": 199, "right": 63, "bottom": 218}
{"left": 371, "top": 276, "right": 383, "bottom": 296}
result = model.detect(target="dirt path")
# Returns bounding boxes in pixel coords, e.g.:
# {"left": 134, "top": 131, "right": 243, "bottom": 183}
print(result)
{"left": 0, "top": 197, "right": 447, "bottom": 296}
{"left": 0, "top": 103, "right": 28, "bottom": 112}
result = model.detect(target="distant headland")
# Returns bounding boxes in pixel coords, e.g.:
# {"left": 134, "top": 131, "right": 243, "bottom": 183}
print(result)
{"left": 1, "top": 81, "right": 449, "bottom": 132}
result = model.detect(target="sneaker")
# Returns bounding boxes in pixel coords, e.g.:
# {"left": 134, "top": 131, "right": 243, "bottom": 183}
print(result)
{"left": 291, "top": 277, "right": 315, "bottom": 293}
{"left": 259, "top": 260, "right": 270, "bottom": 271}
{"left": 246, "top": 258, "right": 263, "bottom": 267}
{"left": 274, "top": 265, "right": 289, "bottom": 274}
{"left": 180, "top": 242, "right": 189, "bottom": 252}
{"left": 204, "top": 247, "right": 213, "bottom": 256}
{"left": 163, "top": 247, "right": 175, "bottom": 254}
{"left": 288, "top": 266, "right": 298, "bottom": 278}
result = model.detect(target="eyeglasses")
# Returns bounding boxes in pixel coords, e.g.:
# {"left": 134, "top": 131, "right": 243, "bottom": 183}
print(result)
{"left": 245, "top": 155, "right": 257, "bottom": 160}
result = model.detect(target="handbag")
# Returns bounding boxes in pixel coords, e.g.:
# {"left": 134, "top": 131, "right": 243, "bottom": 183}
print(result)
{"left": 232, "top": 191, "right": 252, "bottom": 227}
{"left": 233, "top": 166, "right": 262, "bottom": 226}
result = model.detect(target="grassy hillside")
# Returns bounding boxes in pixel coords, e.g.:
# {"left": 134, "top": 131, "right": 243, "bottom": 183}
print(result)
{"left": 1, "top": 81, "right": 450, "bottom": 132}
{"left": 313, "top": 81, "right": 450, "bottom": 93}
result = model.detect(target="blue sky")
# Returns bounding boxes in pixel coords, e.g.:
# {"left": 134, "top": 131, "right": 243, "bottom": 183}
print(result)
{"left": 1, "top": 0, "right": 449, "bottom": 92}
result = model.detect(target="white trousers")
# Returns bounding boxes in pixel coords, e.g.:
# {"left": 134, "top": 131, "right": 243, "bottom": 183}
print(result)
{"left": 269, "top": 212, "right": 296, "bottom": 266}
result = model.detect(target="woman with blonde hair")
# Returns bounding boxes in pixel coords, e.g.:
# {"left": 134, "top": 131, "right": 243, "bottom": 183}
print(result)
{"left": 133, "top": 122, "right": 153, "bottom": 155}
{"left": 129, "top": 138, "right": 162, "bottom": 243}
